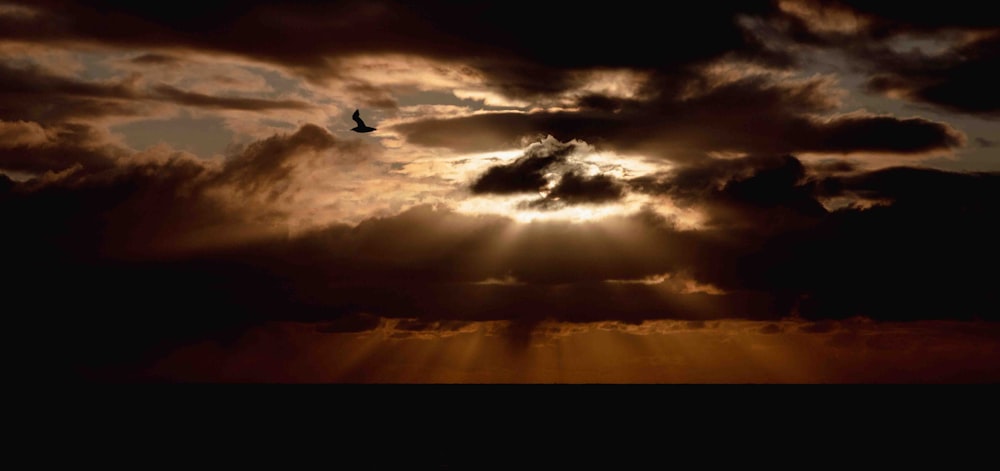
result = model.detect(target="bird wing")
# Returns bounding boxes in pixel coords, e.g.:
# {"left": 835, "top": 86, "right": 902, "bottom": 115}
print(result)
{"left": 352, "top": 109, "right": 367, "bottom": 127}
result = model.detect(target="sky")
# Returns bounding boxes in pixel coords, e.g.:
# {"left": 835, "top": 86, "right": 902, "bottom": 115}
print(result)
{"left": 2, "top": 0, "right": 998, "bottom": 382}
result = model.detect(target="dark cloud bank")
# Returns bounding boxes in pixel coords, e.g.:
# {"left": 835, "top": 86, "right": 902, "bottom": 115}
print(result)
{"left": 3, "top": 0, "right": 993, "bottom": 122}
{"left": 4, "top": 124, "right": 999, "bottom": 380}
{"left": 775, "top": 0, "right": 1000, "bottom": 116}
{"left": 1, "top": 1, "right": 997, "bottom": 380}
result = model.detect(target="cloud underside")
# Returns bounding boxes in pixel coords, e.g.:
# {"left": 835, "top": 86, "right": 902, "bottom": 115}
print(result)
{"left": 4, "top": 124, "right": 998, "bottom": 375}
{"left": 778, "top": 1, "right": 1000, "bottom": 115}
{"left": 0, "top": 63, "right": 313, "bottom": 123}
{"left": 2, "top": 1, "right": 995, "bottom": 116}
{"left": 395, "top": 107, "right": 964, "bottom": 157}
{"left": 1, "top": 1, "right": 998, "bottom": 379}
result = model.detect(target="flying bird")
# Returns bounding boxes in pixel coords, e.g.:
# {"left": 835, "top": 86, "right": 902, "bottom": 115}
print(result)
{"left": 350, "top": 109, "right": 377, "bottom": 133}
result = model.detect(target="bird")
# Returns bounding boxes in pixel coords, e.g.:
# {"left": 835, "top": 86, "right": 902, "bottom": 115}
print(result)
{"left": 350, "top": 109, "right": 377, "bottom": 133}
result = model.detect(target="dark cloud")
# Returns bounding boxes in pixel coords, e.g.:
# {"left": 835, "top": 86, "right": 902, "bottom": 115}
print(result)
{"left": 760, "top": 323, "right": 783, "bottom": 334}
{"left": 799, "top": 321, "right": 837, "bottom": 334}
{"left": 810, "top": 160, "right": 857, "bottom": 174}
{"left": 816, "top": 166, "right": 1000, "bottom": 207}
{"left": 2, "top": 124, "right": 357, "bottom": 257}
{"left": 0, "top": 172, "right": 14, "bottom": 192}
{"left": 468, "top": 137, "right": 626, "bottom": 209}
{"left": 0, "top": 62, "right": 139, "bottom": 99}
{"left": 470, "top": 139, "right": 575, "bottom": 194}
{"left": 0, "top": 63, "right": 146, "bottom": 121}
{"left": 861, "top": 33, "right": 1000, "bottom": 115}
{"left": 0, "top": 121, "right": 124, "bottom": 173}
{"left": 9, "top": 164, "right": 1000, "bottom": 380}
{"left": 129, "top": 53, "right": 182, "bottom": 65}
{"left": 802, "top": 114, "right": 965, "bottom": 153}
{"left": 829, "top": 1, "right": 1000, "bottom": 34}
{"left": 0, "top": 63, "right": 313, "bottom": 123}
{"left": 0, "top": 1, "right": 785, "bottom": 101}
{"left": 316, "top": 313, "right": 382, "bottom": 333}
{"left": 395, "top": 75, "right": 964, "bottom": 158}
{"left": 394, "top": 319, "right": 472, "bottom": 332}
{"left": 9, "top": 143, "right": 998, "bottom": 306}
{"left": 770, "top": 1, "right": 1000, "bottom": 115}
{"left": 4, "top": 0, "right": 996, "bottom": 120}
{"left": 631, "top": 154, "right": 828, "bottom": 234}
{"left": 216, "top": 123, "right": 337, "bottom": 198}
{"left": 750, "top": 168, "right": 1000, "bottom": 320}
{"left": 3, "top": 114, "right": 996, "bottom": 381}
{"left": 535, "top": 172, "right": 625, "bottom": 206}
{"left": 1, "top": 1, "right": 997, "bottom": 381}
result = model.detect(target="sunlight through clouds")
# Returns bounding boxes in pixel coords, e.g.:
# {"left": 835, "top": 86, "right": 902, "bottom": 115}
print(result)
{"left": 2, "top": 0, "right": 997, "bottom": 382}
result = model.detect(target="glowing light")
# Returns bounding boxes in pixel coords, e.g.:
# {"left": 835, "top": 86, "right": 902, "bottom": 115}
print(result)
{"left": 448, "top": 146, "right": 677, "bottom": 223}
{"left": 777, "top": 0, "right": 871, "bottom": 35}
{"left": 455, "top": 195, "right": 639, "bottom": 223}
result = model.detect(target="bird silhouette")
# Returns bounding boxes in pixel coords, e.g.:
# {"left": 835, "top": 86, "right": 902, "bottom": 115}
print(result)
{"left": 350, "top": 109, "right": 377, "bottom": 133}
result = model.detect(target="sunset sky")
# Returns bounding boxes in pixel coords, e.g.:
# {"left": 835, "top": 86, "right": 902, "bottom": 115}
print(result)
{"left": 3, "top": 0, "right": 998, "bottom": 382}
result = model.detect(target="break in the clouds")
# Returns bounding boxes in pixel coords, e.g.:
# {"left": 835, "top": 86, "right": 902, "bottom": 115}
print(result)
{"left": 771, "top": 1, "right": 1000, "bottom": 116}
{"left": 1, "top": 1, "right": 997, "bottom": 381}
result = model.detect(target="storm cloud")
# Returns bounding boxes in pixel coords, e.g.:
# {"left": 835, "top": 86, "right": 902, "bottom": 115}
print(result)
{"left": 394, "top": 74, "right": 965, "bottom": 158}
{"left": 470, "top": 138, "right": 577, "bottom": 195}
{"left": 772, "top": 0, "right": 1000, "bottom": 115}
{"left": 1, "top": 0, "right": 997, "bottom": 382}
{"left": 5, "top": 123, "right": 998, "bottom": 379}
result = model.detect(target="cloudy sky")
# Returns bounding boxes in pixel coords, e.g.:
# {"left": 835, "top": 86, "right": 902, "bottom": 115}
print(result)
{"left": 3, "top": 0, "right": 998, "bottom": 382}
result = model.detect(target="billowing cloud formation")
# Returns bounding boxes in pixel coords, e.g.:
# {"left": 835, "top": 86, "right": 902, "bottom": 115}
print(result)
{"left": 468, "top": 137, "right": 629, "bottom": 210}
{"left": 1, "top": 1, "right": 997, "bottom": 381}
{"left": 533, "top": 172, "right": 625, "bottom": 206}
{"left": 1, "top": 123, "right": 367, "bottom": 258}
{"left": 470, "top": 138, "right": 576, "bottom": 195}
{"left": 4, "top": 124, "right": 998, "bottom": 379}
{"left": 0, "top": 121, "right": 123, "bottom": 173}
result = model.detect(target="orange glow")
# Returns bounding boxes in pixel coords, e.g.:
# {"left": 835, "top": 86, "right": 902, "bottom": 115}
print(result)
{"left": 149, "top": 319, "right": 1000, "bottom": 383}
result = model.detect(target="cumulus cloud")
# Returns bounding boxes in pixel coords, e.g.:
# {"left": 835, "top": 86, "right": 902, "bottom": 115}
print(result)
{"left": 0, "top": 121, "right": 124, "bottom": 173}
{"left": 217, "top": 123, "right": 337, "bottom": 198}
{"left": 470, "top": 138, "right": 576, "bottom": 195}
{"left": 525, "top": 172, "right": 625, "bottom": 209}
{"left": 466, "top": 136, "right": 629, "bottom": 210}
